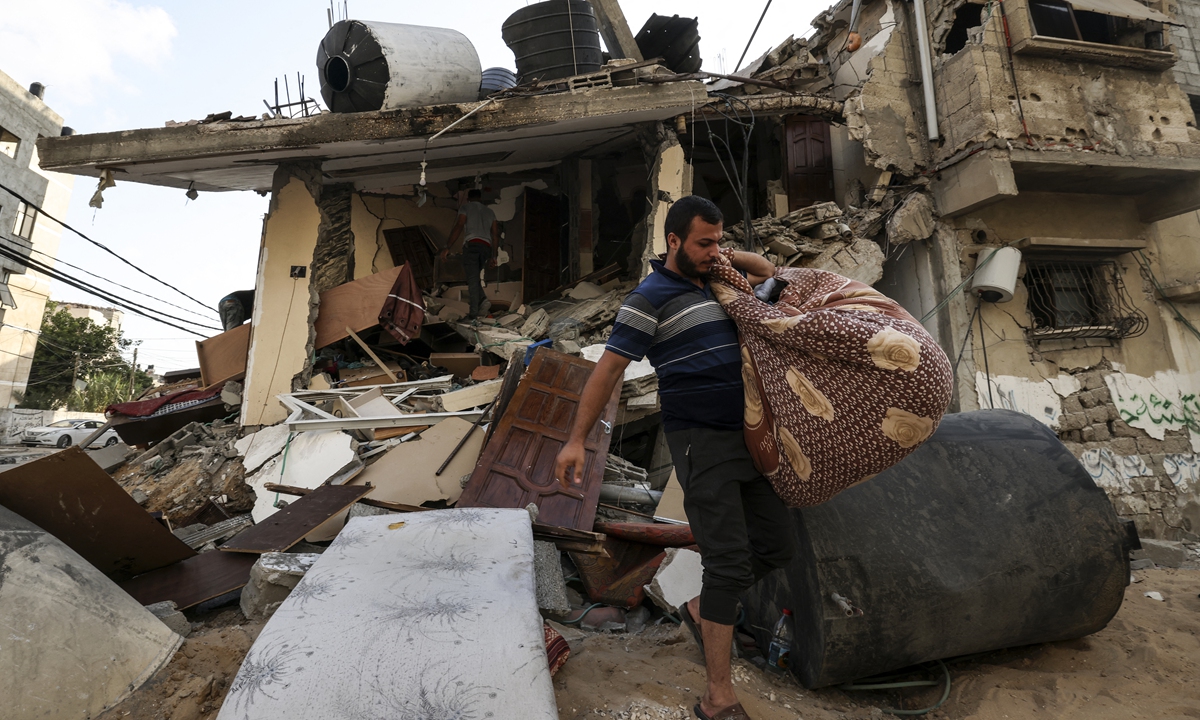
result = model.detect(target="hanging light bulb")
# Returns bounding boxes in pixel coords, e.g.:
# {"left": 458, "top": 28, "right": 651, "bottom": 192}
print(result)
{"left": 185, "top": 181, "right": 198, "bottom": 201}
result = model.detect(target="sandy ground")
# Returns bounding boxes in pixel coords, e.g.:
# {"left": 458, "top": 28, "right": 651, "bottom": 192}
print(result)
{"left": 103, "top": 568, "right": 1198, "bottom": 719}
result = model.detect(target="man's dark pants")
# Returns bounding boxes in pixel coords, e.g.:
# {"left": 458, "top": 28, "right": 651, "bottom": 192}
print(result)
{"left": 665, "top": 426, "right": 794, "bottom": 625}
{"left": 462, "top": 241, "right": 492, "bottom": 317}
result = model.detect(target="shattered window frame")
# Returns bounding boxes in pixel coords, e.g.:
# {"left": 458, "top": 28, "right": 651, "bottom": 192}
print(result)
{"left": 1027, "top": 0, "right": 1163, "bottom": 49}
{"left": 1024, "top": 259, "right": 1148, "bottom": 340}
{"left": 12, "top": 201, "right": 35, "bottom": 240}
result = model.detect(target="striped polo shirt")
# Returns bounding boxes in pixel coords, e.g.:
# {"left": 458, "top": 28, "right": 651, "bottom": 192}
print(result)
{"left": 606, "top": 260, "right": 743, "bottom": 432}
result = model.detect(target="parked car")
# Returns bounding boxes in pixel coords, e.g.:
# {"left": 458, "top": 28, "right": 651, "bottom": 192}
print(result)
{"left": 22, "top": 419, "right": 118, "bottom": 449}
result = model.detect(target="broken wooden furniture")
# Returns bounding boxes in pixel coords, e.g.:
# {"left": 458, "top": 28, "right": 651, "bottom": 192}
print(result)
{"left": 457, "top": 347, "right": 620, "bottom": 530}
{"left": 312, "top": 264, "right": 404, "bottom": 349}
{"left": 0, "top": 447, "right": 195, "bottom": 580}
{"left": 196, "top": 322, "right": 250, "bottom": 387}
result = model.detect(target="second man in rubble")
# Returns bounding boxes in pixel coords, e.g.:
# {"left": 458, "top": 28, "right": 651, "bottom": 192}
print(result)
{"left": 555, "top": 195, "right": 792, "bottom": 720}
{"left": 440, "top": 188, "right": 501, "bottom": 321}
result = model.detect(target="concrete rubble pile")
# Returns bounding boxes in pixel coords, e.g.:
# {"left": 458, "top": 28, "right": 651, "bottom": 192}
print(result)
{"left": 723, "top": 200, "right": 888, "bottom": 286}
{"left": 723, "top": 35, "right": 832, "bottom": 95}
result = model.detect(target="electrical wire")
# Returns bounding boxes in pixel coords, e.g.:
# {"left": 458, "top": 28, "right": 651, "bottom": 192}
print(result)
{"left": 1134, "top": 250, "right": 1200, "bottom": 343}
{"left": 734, "top": 0, "right": 775, "bottom": 73}
{"left": 978, "top": 300, "right": 994, "bottom": 409}
{"left": 841, "top": 660, "right": 952, "bottom": 716}
{"left": 0, "top": 243, "right": 219, "bottom": 337}
{"left": 26, "top": 244, "right": 219, "bottom": 321}
{"left": 0, "top": 180, "right": 216, "bottom": 313}
{"left": 698, "top": 94, "right": 758, "bottom": 251}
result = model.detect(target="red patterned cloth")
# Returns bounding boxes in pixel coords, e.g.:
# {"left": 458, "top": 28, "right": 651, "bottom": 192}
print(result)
{"left": 105, "top": 386, "right": 222, "bottom": 418}
{"left": 379, "top": 262, "right": 425, "bottom": 344}
{"left": 708, "top": 250, "right": 953, "bottom": 507}
{"left": 543, "top": 622, "right": 571, "bottom": 676}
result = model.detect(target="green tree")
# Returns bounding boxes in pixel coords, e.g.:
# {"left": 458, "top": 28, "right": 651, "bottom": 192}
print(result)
{"left": 19, "top": 304, "right": 153, "bottom": 410}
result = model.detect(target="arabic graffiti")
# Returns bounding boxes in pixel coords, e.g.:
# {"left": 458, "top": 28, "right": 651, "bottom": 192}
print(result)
{"left": 1079, "top": 449, "right": 1151, "bottom": 493}
{"left": 1162, "top": 454, "right": 1200, "bottom": 494}
{"left": 1115, "top": 392, "right": 1200, "bottom": 433}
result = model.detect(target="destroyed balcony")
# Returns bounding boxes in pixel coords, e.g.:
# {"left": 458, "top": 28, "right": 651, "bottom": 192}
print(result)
{"left": 1013, "top": 0, "right": 1178, "bottom": 71}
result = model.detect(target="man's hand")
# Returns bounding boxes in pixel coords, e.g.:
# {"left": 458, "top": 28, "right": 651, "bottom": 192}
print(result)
{"left": 438, "top": 248, "right": 452, "bottom": 261}
{"left": 554, "top": 439, "right": 587, "bottom": 488}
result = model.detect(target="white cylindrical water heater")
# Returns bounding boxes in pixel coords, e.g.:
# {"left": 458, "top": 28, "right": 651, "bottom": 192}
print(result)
{"left": 971, "top": 246, "right": 1022, "bottom": 303}
{"left": 318, "top": 20, "right": 482, "bottom": 113}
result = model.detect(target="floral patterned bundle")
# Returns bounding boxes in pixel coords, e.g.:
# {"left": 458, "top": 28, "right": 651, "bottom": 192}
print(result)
{"left": 709, "top": 250, "right": 953, "bottom": 507}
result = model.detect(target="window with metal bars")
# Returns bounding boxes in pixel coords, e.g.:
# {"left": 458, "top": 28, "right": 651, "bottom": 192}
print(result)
{"left": 1024, "top": 259, "right": 1148, "bottom": 339}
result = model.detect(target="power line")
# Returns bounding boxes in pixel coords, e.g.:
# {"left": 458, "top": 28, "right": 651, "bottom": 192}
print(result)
{"left": 26, "top": 244, "right": 219, "bottom": 322}
{"left": 0, "top": 243, "right": 217, "bottom": 337}
{"left": 0, "top": 180, "right": 215, "bottom": 313}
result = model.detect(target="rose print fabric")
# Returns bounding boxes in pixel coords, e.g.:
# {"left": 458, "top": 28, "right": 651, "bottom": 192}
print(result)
{"left": 709, "top": 250, "right": 953, "bottom": 507}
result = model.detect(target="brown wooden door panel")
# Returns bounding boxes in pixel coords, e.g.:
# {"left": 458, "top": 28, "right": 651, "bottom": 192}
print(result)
{"left": 457, "top": 347, "right": 620, "bottom": 530}
{"left": 785, "top": 115, "right": 835, "bottom": 212}
{"left": 382, "top": 226, "right": 436, "bottom": 292}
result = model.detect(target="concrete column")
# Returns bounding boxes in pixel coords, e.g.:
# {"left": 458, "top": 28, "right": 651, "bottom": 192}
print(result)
{"left": 639, "top": 124, "right": 686, "bottom": 277}
{"left": 579, "top": 159, "right": 594, "bottom": 275}
{"left": 241, "top": 166, "right": 322, "bottom": 428}
{"left": 929, "top": 222, "right": 980, "bottom": 412}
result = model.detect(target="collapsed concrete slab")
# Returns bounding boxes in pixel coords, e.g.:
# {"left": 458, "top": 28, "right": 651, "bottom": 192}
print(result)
{"left": 218, "top": 509, "right": 556, "bottom": 720}
{"left": 240, "top": 552, "right": 321, "bottom": 621}
{"left": 644, "top": 547, "right": 703, "bottom": 614}
{"left": 1, "top": 505, "right": 182, "bottom": 720}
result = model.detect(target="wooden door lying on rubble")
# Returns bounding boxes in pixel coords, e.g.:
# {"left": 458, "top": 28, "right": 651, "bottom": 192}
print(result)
{"left": 523, "top": 187, "right": 562, "bottom": 304}
{"left": 785, "top": 115, "right": 835, "bottom": 212}
{"left": 457, "top": 348, "right": 620, "bottom": 530}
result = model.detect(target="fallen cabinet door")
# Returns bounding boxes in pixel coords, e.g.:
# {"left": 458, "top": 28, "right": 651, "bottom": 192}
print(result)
{"left": 220, "top": 484, "right": 373, "bottom": 553}
{"left": 0, "top": 447, "right": 195, "bottom": 580}
{"left": 118, "top": 550, "right": 259, "bottom": 610}
{"left": 457, "top": 347, "right": 619, "bottom": 531}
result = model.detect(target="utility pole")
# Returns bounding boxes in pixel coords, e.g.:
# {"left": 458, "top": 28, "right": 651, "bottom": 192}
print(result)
{"left": 128, "top": 345, "right": 138, "bottom": 398}
{"left": 71, "top": 352, "right": 80, "bottom": 389}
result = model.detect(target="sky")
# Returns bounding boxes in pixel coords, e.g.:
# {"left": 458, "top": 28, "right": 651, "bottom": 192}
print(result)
{"left": 0, "top": 0, "right": 828, "bottom": 373}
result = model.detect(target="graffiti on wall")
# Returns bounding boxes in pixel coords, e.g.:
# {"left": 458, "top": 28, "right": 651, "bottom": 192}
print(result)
{"left": 1080, "top": 448, "right": 1153, "bottom": 493}
{"left": 975, "top": 373, "right": 1061, "bottom": 427}
{"left": 4, "top": 409, "right": 48, "bottom": 442}
{"left": 1163, "top": 454, "right": 1200, "bottom": 494}
{"left": 1105, "top": 372, "right": 1200, "bottom": 450}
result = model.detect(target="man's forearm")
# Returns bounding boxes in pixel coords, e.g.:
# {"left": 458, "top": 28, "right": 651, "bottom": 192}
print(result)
{"left": 567, "top": 360, "right": 624, "bottom": 444}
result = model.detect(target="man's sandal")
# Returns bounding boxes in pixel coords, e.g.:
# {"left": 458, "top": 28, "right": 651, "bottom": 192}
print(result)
{"left": 679, "top": 603, "right": 704, "bottom": 653}
{"left": 693, "top": 702, "right": 751, "bottom": 719}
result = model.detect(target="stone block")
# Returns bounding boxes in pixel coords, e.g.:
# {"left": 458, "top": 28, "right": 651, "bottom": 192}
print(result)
{"left": 1085, "top": 406, "right": 1110, "bottom": 424}
{"left": 1161, "top": 433, "right": 1192, "bottom": 454}
{"left": 1091, "top": 423, "right": 1111, "bottom": 441}
{"left": 1136, "top": 436, "right": 1164, "bottom": 454}
{"left": 1081, "top": 426, "right": 1096, "bottom": 443}
{"left": 1061, "top": 396, "right": 1083, "bottom": 414}
{"left": 1130, "top": 538, "right": 1187, "bottom": 568}
{"left": 1109, "top": 437, "right": 1137, "bottom": 455}
{"left": 644, "top": 547, "right": 703, "bottom": 614}
{"left": 534, "top": 540, "right": 570, "bottom": 617}
{"left": 1129, "top": 558, "right": 1155, "bottom": 570}
{"left": 240, "top": 552, "right": 321, "bottom": 621}
{"left": 1079, "top": 371, "right": 1104, "bottom": 390}
{"left": 1111, "top": 419, "right": 1142, "bottom": 438}
{"left": 1059, "top": 412, "right": 1088, "bottom": 431}
{"left": 145, "top": 600, "right": 190, "bottom": 637}
{"left": 1114, "top": 494, "right": 1151, "bottom": 516}
{"left": 1079, "top": 391, "right": 1098, "bottom": 409}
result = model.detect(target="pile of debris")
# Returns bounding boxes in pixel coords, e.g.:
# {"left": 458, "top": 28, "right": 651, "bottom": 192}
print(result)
{"left": 715, "top": 35, "right": 832, "bottom": 95}
{"left": 724, "top": 201, "right": 887, "bottom": 286}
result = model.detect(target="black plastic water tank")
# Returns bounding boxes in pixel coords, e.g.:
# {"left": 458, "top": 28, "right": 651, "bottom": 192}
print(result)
{"left": 741, "top": 409, "right": 1132, "bottom": 688}
{"left": 502, "top": 0, "right": 603, "bottom": 83}
{"left": 480, "top": 67, "right": 518, "bottom": 99}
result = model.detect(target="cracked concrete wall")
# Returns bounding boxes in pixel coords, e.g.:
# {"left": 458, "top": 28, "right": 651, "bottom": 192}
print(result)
{"left": 241, "top": 166, "right": 321, "bottom": 428}
{"left": 930, "top": 0, "right": 1200, "bottom": 164}
{"left": 636, "top": 122, "right": 687, "bottom": 277}
{"left": 1170, "top": 0, "right": 1200, "bottom": 97}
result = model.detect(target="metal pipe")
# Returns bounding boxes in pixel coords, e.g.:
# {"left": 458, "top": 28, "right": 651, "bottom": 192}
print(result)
{"left": 909, "top": 0, "right": 940, "bottom": 141}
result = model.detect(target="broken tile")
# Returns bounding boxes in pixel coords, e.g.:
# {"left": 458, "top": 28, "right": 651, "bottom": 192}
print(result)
{"left": 644, "top": 547, "right": 703, "bottom": 613}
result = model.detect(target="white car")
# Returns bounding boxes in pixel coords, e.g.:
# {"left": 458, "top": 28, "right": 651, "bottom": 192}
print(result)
{"left": 22, "top": 420, "right": 119, "bottom": 449}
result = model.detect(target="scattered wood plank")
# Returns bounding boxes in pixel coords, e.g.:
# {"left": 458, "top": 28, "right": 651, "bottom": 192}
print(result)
{"left": 0, "top": 447, "right": 195, "bottom": 580}
{"left": 118, "top": 551, "right": 258, "bottom": 610}
{"left": 346, "top": 327, "right": 400, "bottom": 383}
{"left": 221, "top": 484, "right": 373, "bottom": 554}
{"left": 313, "top": 265, "right": 404, "bottom": 349}
{"left": 196, "top": 323, "right": 251, "bottom": 387}
{"left": 440, "top": 378, "right": 503, "bottom": 412}
{"left": 262, "top": 483, "right": 609, "bottom": 554}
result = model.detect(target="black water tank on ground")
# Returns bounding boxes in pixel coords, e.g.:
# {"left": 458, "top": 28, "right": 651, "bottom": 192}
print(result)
{"left": 741, "top": 409, "right": 1132, "bottom": 688}
{"left": 502, "top": 0, "right": 603, "bottom": 83}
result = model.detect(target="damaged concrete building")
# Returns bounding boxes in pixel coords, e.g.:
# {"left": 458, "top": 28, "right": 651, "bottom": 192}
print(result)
{"left": 35, "top": 0, "right": 1200, "bottom": 550}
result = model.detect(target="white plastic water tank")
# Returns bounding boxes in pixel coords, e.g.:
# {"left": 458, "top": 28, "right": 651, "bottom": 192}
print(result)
{"left": 971, "top": 246, "right": 1022, "bottom": 303}
{"left": 318, "top": 20, "right": 482, "bottom": 112}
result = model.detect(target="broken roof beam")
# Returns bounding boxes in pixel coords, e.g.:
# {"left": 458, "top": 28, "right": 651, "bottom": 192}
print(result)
{"left": 36, "top": 82, "right": 707, "bottom": 186}
{"left": 591, "top": 0, "right": 644, "bottom": 61}
{"left": 693, "top": 93, "right": 844, "bottom": 121}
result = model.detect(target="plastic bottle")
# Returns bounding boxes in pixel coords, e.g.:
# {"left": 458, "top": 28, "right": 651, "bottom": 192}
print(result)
{"left": 766, "top": 608, "right": 793, "bottom": 672}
